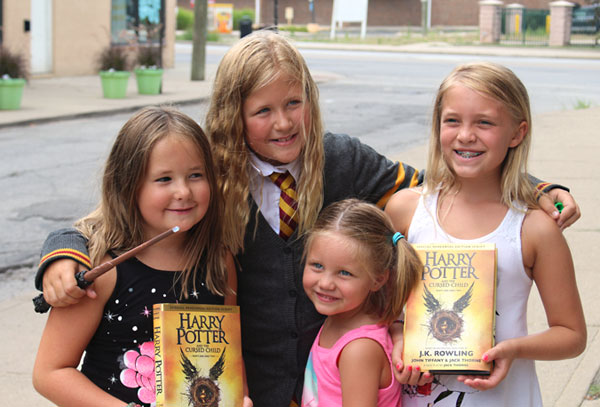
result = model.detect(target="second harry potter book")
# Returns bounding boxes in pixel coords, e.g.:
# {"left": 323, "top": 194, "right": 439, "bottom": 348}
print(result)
{"left": 403, "top": 243, "right": 497, "bottom": 375}
{"left": 153, "top": 303, "right": 243, "bottom": 407}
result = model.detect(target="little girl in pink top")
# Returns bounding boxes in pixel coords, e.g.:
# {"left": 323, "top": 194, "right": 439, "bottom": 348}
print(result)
{"left": 301, "top": 199, "right": 422, "bottom": 406}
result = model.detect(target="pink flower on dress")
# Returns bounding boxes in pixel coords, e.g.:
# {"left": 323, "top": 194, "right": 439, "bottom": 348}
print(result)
{"left": 120, "top": 341, "right": 156, "bottom": 404}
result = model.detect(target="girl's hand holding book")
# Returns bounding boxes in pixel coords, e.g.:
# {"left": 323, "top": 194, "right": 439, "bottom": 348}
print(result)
{"left": 390, "top": 322, "right": 434, "bottom": 386}
{"left": 393, "top": 359, "right": 434, "bottom": 387}
{"left": 456, "top": 341, "right": 515, "bottom": 391}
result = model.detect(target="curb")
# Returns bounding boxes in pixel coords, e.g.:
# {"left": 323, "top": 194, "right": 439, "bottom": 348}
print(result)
{"left": 292, "top": 40, "right": 600, "bottom": 59}
{"left": 0, "top": 97, "right": 208, "bottom": 130}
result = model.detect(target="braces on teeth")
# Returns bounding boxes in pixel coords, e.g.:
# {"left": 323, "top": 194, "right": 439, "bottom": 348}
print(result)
{"left": 458, "top": 151, "right": 481, "bottom": 158}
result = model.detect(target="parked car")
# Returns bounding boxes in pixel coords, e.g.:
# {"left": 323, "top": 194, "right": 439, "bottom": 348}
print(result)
{"left": 571, "top": 4, "right": 600, "bottom": 34}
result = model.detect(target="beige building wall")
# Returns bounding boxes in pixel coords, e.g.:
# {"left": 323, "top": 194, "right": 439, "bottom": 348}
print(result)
{"left": 163, "top": 0, "right": 176, "bottom": 69}
{"left": 3, "top": 0, "right": 31, "bottom": 68}
{"left": 53, "top": 1, "right": 111, "bottom": 76}
{"left": 2, "top": 0, "right": 175, "bottom": 77}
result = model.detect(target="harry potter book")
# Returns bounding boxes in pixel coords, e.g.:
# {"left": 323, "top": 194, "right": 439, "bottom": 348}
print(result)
{"left": 403, "top": 243, "right": 497, "bottom": 375}
{"left": 153, "top": 303, "right": 243, "bottom": 407}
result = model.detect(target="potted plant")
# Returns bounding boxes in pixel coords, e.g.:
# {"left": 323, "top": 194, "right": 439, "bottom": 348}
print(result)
{"left": 0, "top": 46, "right": 28, "bottom": 110}
{"left": 98, "top": 45, "right": 132, "bottom": 99}
{"left": 134, "top": 45, "right": 163, "bottom": 95}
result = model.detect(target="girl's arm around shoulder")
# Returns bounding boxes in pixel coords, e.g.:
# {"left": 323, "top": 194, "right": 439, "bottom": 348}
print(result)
{"left": 519, "top": 209, "right": 586, "bottom": 360}
{"left": 384, "top": 187, "right": 422, "bottom": 235}
{"left": 33, "top": 257, "right": 124, "bottom": 407}
{"left": 339, "top": 338, "right": 390, "bottom": 407}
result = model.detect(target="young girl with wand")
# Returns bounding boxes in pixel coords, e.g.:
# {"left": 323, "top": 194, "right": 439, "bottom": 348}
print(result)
{"left": 33, "top": 106, "right": 251, "bottom": 407}
{"left": 385, "top": 62, "right": 586, "bottom": 406}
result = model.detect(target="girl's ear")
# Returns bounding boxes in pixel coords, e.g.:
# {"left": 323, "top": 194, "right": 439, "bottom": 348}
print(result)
{"left": 509, "top": 120, "right": 528, "bottom": 148}
{"left": 372, "top": 270, "right": 390, "bottom": 292}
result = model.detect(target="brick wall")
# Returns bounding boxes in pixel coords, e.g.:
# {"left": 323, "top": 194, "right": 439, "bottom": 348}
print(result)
{"left": 178, "top": 0, "right": 575, "bottom": 27}
{"left": 432, "top": 0, "right": 481, "bottom": 25}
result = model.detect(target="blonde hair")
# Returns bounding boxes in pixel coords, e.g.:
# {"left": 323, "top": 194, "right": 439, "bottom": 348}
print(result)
{"left": 75, "top": 106, "right": 229, "bottom": 297}
{"left": 427, "top": 61, "right": 537, "bottom": 209}
{"left": 304, "top": 199, "right": 422, "bottom": 325}
{"left": 206, "top": 30, "right": 325, "bottom": 254}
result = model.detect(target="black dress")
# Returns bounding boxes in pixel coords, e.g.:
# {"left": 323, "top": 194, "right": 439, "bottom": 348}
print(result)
{"left": 80, "top": 257, "right": 223, "bottom": 406}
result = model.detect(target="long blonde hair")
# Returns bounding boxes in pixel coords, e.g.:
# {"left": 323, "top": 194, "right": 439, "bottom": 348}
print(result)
{"left": 304, "top": 199, "right": 422, "bottom": 325}
{"left": 426, "top": 62, "right": 537, "bottom": 209}
{"left": 206, "top": 30, "right": 325, "bottom": 254}
{"left": 75, "top": 106, "right": 229, "bottom": 296}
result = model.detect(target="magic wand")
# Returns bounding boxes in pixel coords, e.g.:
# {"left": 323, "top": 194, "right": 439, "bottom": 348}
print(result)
{"left": 33, "top": 226, "right": 180, "bottom": 313}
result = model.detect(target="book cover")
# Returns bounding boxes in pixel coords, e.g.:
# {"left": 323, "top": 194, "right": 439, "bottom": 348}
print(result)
{"left": 153, "top": 303, "right": 243, "bottom": 407}
{"left": 403, "top": 243, "right": 497, "bottom": 375}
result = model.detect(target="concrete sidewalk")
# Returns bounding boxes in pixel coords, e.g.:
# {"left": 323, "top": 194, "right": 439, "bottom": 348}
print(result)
{"left": 0, "top": 54, "right": 215, "bottom": 129}
{"left": 1, "top": 41, "right": 599, "bottom": 406}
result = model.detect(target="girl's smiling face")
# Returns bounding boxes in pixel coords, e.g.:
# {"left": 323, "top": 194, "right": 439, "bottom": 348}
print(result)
{"left": 440, "top": 84, "right": 526, "bottom": 182}
{"left": 242, "top": 74, "right": 309, "bottom": 166}
{"left": 303, "top": 232, "right": 384, "bottom": 321}
{"left": 137, "top": 134, "right": 211, "bottom": 239}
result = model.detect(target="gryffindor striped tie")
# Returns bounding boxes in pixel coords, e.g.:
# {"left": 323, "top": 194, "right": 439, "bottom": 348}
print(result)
{"left": 269, "top": 171, "right": 298, "bottom": 240}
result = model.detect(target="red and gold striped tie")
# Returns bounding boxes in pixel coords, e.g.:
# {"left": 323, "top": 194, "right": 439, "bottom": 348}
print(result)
{"left": 269, "top": 171, "right": 298, "bottom": 240}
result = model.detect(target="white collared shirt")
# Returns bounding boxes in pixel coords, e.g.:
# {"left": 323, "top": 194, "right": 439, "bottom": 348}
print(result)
{"left": 248, "top": 153, "right": 302, "bottom": 234}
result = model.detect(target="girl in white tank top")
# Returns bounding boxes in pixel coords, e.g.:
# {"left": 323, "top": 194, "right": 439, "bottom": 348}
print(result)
{"left": 385, "top": 62, "right": 586, "bottom": 407}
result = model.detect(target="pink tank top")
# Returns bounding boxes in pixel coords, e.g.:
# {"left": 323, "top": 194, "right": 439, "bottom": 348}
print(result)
{"left": 302, "top": 323, "right": 402, "bottom": 406}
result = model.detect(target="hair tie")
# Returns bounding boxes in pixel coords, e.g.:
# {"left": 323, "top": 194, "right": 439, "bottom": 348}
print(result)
{"left": 392, "top": 232, "right": 404, "bottom": 246}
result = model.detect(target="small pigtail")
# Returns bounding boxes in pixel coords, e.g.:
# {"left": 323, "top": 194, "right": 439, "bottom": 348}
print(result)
{"left": 383, "top": 235, "right": 421, "bottom": 325}
{"left": 391, "top": 232, "right": 405, "bottom": 246}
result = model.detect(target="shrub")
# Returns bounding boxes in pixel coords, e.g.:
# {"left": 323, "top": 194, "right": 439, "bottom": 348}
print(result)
{"left": 177, "top": 28, "right": 194, "bottom": 41}
{"left": 98, "top": 45, "right": 133, "bottom": 72}
{"left": 207, "top": 32, "right": 220, "bottom": 42}
{"left": 0, "top": 46, "right": 28, "bottom": 79}
{"left": 137, "top": 45, "right": 161, "bottom": 68}
{"left": 233, "top": 8, "right": 254, "bottom": 30}
{"left": 177, "top": 8, "right": 194, "bottom": 30}
{"left": 279, "top": 25, "right": 309, "bottom": 33}
{"left": 177, "top": 28, "right": 221, "bottom": 42}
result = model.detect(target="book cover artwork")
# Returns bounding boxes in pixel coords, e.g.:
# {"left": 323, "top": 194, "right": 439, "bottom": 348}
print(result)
{"left": 403, "top": 243, "right": 497, "bottom": 374}
{"left": 153, "top": 303, "right": 243, "bottom": 407}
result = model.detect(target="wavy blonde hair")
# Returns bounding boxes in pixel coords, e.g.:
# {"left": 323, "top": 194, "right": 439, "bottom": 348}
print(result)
{"left": 206, "top": 30, "right": 324, "bottom": 254}
{"left": 426, "top": 62, "right": 537, "bottom": 209}
{"left": 75, "top": 106, "right": 229, "bottom": 297}
{"left": 304, "top": 199, "right": 422, "bottom": 325}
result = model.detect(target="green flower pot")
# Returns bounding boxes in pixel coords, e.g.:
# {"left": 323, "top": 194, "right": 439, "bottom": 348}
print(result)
{"left": 135, "top": 68, "right": 163, "bottom": 95}
{"left": 99, "top": 70, "right": 130, "bottom": 99}
{"left": 0, "top": 78, "right": 26, "bottom": 110}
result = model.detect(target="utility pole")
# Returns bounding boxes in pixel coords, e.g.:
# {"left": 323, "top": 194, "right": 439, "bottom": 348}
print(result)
{"left": 420, "top": 0, "right": 428, "bottom": 35}
{"left": 191, "top": 0, "right": 207, "bottom": 81}
{"left": 274, "top": 0, "right": 278, "bottom": 26}
{"left": 159, "top": 0, "right": 165, "bottom": 69}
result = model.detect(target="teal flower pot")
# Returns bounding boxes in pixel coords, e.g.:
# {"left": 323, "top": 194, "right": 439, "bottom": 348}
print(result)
{"left": 0, "top": 78, "right": 26, "bottom": 110}
{"left": 99, "top": 70, "right": 130, "bottom": 99}
{"left": 135, "top": 68, "right": 163, "bottom": 95}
